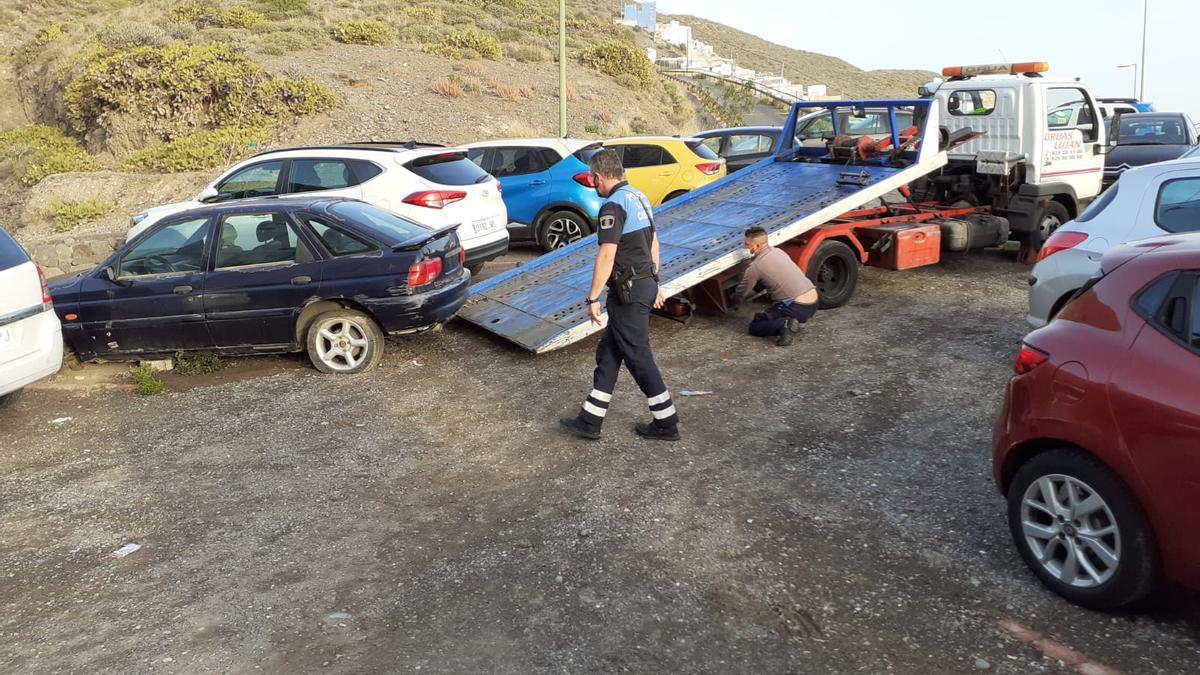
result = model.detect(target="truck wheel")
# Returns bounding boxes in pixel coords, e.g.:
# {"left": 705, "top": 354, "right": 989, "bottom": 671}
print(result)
{"left": 305, "top": 309, "right": 385, "bottom": 374}
{"left": 1037, "top": 201, "right": 1070, "bottom": 245}
{"left": 806, "top": 240, "right": 859, "bottom": 309}
{"left": 537, "top": 210, "right": 590, "bottom": 251}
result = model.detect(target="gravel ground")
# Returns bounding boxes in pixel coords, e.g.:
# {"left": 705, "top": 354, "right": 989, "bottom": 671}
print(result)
{"left": 2, "top": 250, "right": 1198, "bottom": 674}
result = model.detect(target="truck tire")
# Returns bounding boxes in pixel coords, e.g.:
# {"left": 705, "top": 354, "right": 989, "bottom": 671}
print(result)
{"left": 806, "top": 240, "right": 859, "bottom": 309}
{"left": 1027, "top": 201, "right": 1070, "bottom": 249}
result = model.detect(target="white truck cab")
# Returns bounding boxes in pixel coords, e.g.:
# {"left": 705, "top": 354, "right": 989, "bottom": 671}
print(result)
{"left": 919, "top": 62, "right": 1106, "bottom": 248}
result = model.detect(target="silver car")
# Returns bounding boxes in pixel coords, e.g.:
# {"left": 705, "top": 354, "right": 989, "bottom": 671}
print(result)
{"left": 1027, "top": 155, "right": 1200, "bottom": 327}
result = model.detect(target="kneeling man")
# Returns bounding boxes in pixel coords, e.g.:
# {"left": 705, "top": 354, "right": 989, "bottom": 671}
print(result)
{"left": 732, "top": 227, "right": 819, "bottom": 346}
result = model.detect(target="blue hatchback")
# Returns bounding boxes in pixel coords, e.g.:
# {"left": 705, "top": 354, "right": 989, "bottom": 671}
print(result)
{"left": 465, "top": 139, "right": 603, "bottom": 251}
{"left": 48, "top": 198, "right": 469, "bottom": 374}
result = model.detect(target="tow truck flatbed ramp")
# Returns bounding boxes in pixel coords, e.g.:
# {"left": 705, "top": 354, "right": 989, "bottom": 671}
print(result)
{"left": 460, "top": 100, "right": 947, "bottom": 354}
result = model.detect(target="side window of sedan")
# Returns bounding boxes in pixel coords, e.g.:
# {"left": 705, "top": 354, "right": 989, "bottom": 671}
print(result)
{"left": 214, "top": 161, "right": 284, "bottom": 201}
{"left": 700, "top": 137, "right": 722, "bottom": 156}
{"left": 214, "top": 213, "right": 314, "bottom": 269}
{"left": 118, "top": 217, "right": 210, "bottom": 278}
{"left": 306, "top": 218, "right": 376, "bottom": 256}
{"left": 288, "top": 159, "right": 353, "bottom": 193}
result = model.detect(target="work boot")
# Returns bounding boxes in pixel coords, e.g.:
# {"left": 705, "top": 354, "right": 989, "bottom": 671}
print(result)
{"left": 776, "top": 318, "right": 801, "bottom": 347}
{"left": 634, "top": 422, "right": 681, "bottom": 441}
{"left": 560, "top": 417, "right": 601, "bottom": 440}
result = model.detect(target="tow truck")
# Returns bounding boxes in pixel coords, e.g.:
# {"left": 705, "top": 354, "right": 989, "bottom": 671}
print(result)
{"left": 460, "top": 62, "right": 1107, "bottom": 354}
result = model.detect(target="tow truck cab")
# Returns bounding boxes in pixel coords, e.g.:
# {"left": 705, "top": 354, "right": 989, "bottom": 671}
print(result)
{"left": 919, "top": 62, "right": 1106, "bottom": 247}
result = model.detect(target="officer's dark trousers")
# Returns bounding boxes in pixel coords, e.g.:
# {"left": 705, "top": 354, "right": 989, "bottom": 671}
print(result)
{"left": 748, "top": 300, "right": 817, "bottom": 338}
{"left": 577, "top": 277, "right": 679, "bottom": 431}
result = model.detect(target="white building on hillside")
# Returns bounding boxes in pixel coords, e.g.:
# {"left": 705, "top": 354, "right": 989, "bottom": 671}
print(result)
{"left": 645, "top": 47, "right": 657, "bottom": 63}
{"left": 807, "top": 84, "right": 829, "bottom": 98}
{"left": 657, "top": 20, "right": 691, "bottom": 47}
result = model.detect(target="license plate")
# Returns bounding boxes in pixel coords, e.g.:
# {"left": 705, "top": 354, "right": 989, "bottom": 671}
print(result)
{"left": 471, "top": 217, "right": 496, "bottom": 235}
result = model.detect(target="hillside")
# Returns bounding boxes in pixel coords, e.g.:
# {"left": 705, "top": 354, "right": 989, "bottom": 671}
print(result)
{"left": 0, "top": 0, "right": 928, "bottom": 276}
{"left": 662, "top": 13, "right": 933, "bottom": 99}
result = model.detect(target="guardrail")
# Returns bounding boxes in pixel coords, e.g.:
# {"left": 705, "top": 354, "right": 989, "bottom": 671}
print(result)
{"left": 657, "top": 67, "right": 803, "bottom": 105}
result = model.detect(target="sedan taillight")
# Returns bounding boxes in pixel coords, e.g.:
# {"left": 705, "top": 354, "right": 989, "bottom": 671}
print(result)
{"left": 696, "top": 162, "right": 723, "bottom": 176}
{"left": 1013, "top": 343, "right": 1049, "bottom": 375}
{"left": 407, "top": 257, "right": 444, "bottom": 288}
{"left": 1037, "top": 230, "right": 1087, "bottom": 262}
{"left": 36, "top": 263, "right": 52, "bottom": 309}
{"left": 402, "top": 191, "right": 467, "bottom": 209}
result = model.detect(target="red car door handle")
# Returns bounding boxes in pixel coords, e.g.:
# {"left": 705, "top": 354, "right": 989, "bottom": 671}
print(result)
{"left": 291, "top": 275, "right": 312, "bottom": 286}
{"left": 173, "top": 285, "right": 193, "bottom": 295}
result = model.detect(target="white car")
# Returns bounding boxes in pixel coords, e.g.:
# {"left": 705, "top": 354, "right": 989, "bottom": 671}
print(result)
{"left": 1027, "top": 155, "right": 1200, "bottom": 327}
{"left": 0, "top": 229, "right": 63, "bottom": 407}
{"left": 127, "top": 143, "right": 509, "bottom": 272}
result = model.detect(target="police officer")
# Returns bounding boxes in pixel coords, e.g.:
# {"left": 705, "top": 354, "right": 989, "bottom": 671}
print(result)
{"left": 559, "top": 149, "right": 680, "bottom": 442}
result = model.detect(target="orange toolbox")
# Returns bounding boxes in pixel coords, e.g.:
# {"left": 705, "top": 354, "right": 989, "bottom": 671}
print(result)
{"left": 855, "top": 223, "right": 941, "bottom": 271}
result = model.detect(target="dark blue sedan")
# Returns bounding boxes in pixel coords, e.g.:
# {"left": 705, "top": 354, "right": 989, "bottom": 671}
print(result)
{"left": 49, "top": 198, "right": 469, "bottom": 373}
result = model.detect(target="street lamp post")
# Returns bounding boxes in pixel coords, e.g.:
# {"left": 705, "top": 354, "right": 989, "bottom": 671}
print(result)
{"left": 1139, "top": 0, "right": 1148, "bottom": 101}
{"left": 1117, "top": 63, "right": 1138, "bottom": 99}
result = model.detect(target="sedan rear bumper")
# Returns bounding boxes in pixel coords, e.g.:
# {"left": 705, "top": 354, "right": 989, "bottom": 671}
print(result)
{"left": 0, "top": 309, "right": 64, "bottom": 397}
{"left": 364, "top": 271, "right": 472, "bottom": 334}
{"left": 463, "top": 236, "right": 510, "bottom": 267}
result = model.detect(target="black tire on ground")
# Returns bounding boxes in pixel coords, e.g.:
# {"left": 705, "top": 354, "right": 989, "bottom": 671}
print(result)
{"left": 0, "top": 389, "right": 22, "bottom": 409}
{"left": 1027, "top": 200, "right": 1070, "bottom": 250}
{"left": 466, "top": 263, "right": 484, "bottom": 276}
{"left": 662, "top": 190, "right": 688, "bottom": 203}
{"left": 537, "top": 210, "right": 591, "bottom": 252}
{"left": 805, "top": 240, "right": 859, "bottom": 309}
{"left": 1006, "top": 447, "right": 1157, "bottom": 610}
{"left": 304, "top": 309, "right": 385, "bottom": 375}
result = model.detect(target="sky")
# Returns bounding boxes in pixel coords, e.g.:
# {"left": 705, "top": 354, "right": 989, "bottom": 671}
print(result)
{"left": 652, "top": 0, "right": 1199, "bottom": 118}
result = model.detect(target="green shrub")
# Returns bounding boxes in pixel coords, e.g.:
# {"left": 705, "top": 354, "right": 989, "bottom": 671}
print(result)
{"left": 615, "top": 73, "right": 644, "bottom": 90}
{"left": 329, "top": 19, "right": 393, "bottom": 45}
{"left": 580, "top": 39, "right": 652, "bottom": 86}
{"left": 13, "top": 23, "right": 67, "bottom": 64}
{"left": 494, "top": 28, "right": 525, "bottom": 43}
{"left": 629, "top": 117, "right": 651, "bottom": 134}
{"left": 260, "top": 30, "right": 311, "bottom": 53}
{"left": 168, "top": 3, "right": 265, "bottom": 28}
{"left": 0, "top": 125, "right": 99, "bottom": 186}
{"left": 583, "top": 121, "right": 604, "bottom": 135}
{"left": 97, "top": 22, "right": 170, "bottom": 49}
{"left": 425, "top": 29, "right": 501, "bottom": 60}
{"left": 502, "top": 42, "right": 547, "bottom": 63}
{"left": 173, "top": 351, "right": 222, "bottom": 375}
{"left": 48, "top": 200, "right": 118, "bottom": 232}
{"left": 220, "top": 6, "right": 266, "bottom": 28}
{"left": 134, "top": 364, "right": 164, "bottom": 396}
{"left": 400, "top": 24, "right": 443, "bottom": 44}
{"left": 121, "top": 124, "right": 272, "bottom": 173}
{"left": 254, "top": 0, "right": 308, "bottom": 14}
{"left": 63, "top": 43, "right": 337, "bottom": 143}
{"left": 404, "top": 5, "right": 442, "bottom": 23}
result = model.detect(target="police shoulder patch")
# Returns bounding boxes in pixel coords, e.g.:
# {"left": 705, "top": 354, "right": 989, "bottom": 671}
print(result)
{"left": 600, "top": 214, "right": 616, "bottom": 230}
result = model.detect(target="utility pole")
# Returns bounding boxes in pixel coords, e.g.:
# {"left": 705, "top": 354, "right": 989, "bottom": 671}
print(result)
{"left": 1139, "top": 0, "right": 1148, "bottom": 101}
{"left": 1118, "top": 63, "right": 1137, "bottom": 98}
{"left": 559, "top": 0, "right": 567, "bottom": 137}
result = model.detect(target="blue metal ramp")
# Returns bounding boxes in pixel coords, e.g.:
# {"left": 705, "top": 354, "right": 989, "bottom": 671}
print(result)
{"left": 459, "top": 101, "right": 948, "bottom": 353}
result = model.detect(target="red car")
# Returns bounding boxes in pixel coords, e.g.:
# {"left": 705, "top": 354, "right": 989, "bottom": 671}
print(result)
{"left": 993, "top": 233, "right": 1200, "bottom": 609}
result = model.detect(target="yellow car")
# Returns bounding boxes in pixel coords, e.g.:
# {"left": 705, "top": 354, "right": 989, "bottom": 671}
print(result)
{"left": 596, "top": 136, "right": 727, "bottom": 206}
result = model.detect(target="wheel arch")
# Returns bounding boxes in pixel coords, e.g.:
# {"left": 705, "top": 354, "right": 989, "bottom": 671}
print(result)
{"left": 535, "top": 203, "right": 595, "bottom": 230}
{"left": 293, "top": 298, "right": 383, "bottom": 344}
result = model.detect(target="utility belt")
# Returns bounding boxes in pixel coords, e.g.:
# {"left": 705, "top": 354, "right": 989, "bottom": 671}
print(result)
{"left": 609, "top": 265, "right": 658, "bottom": 304}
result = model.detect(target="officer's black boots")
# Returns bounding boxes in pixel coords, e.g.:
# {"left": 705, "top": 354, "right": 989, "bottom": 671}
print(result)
{"left": 634, "top": 421, "right": 681, "bottom": 441}
{"left": 559, "top": 416, "right": 602, "bottom": 440}
{"left": 776, "top": 318, "right": 802, "bottom": 347}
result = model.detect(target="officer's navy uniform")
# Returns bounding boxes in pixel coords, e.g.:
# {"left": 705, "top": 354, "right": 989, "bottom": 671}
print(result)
{"left": 575, "top": 182, "right": 679, "bottom": 433}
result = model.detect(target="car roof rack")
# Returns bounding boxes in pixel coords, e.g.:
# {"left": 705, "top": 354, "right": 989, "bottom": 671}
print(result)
{"left": 250, "top": 141, "right": 446, "bottom": 158}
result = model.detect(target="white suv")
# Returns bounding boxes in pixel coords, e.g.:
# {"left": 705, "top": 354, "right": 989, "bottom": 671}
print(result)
{"left": 1027, "top": 155, "right": 1200, "bottom": 326}
{"left": 0, "top": 229, "right": 63, "bottom": 407}
{"left": 128, "top": 144, "right": 509, "bottom": 272}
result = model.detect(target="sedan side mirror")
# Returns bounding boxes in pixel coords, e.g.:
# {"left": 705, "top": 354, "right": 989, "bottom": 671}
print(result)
{"left": 101, "top": 265, "right": 129, "bottom": 286}
{"left": 198, "top": 186, "right": 220, "bottom": 203}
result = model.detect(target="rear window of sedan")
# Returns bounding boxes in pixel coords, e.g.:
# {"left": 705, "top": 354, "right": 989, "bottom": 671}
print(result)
{"left": 686, "top": 139, "right": 720, "bottom": 161}
{"left": 328, "top": 201, "right": 430, "bottom": 243}
{"left": 0, "top": 228, "right": 30, "bottom": 272}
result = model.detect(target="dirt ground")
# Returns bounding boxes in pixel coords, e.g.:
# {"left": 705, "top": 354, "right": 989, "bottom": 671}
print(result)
{"left": 2, "top": 249, "right": 1198, "bottom": 674}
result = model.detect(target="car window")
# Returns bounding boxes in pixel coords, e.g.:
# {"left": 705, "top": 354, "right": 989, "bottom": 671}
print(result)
{"left": 1192, "top": 277, "right": 1200, "bottom": 349}
{"left": 700, "top": 137, "right": 722, "bottom": 156}
{"left": 539, "top": 148, "right": 562, "bottom": 168}
{"left": 947, "top": 89, "right": 997, "bottom": 116}
{"left": 288, "top": 159, "right": 352, "bottom": 193}
{"left": 119, "top": 217, "right": 210, "bottom": 278}
{"left": 490, "top": 147, "right": 550, "bottom": 178}
{"left": 466, "top": 148, "right": 489, "bottom": 170}
{"left": 329, "top": 201, "right": 429, "bottom": 243}
{"left": 0, "top": 228, "right": 30, "bottom": 272}
{"left": 1076, "top": 183, "right": 1118, "bottom": 223}
{"left": 306, "top": 218, "right": 376, "bottom": 256}
{"left": 621, "top": 145, "right": 673, "bottom": 168}
{"left": 685, "top": 139, "right": 719, "bottom": 160}
{"left": 799, "top": 115, "right": 833, "bottom": 139}
{"left": 215, "top": 213, "right": 313, "bottom": 269}
{"left": 404, "top": 152, "right": 491, "bottom": 186}
{"left": 215, "top": 161, "right": 283, "bottom": 201}
{"left": 725, "top": 134, "right": 773, "bottom": 157}
{"left": 1154, "top": 178, "right": 1200, "bottom": 233}
{"left": 1116, "top": 116, "right": 1188, "bottom": 145}
{"left": 1046, "top": 87, "right": 1099, "bottom": 142}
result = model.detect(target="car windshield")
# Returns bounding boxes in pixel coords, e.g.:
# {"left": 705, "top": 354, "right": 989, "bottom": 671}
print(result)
{"left": 1117, "top": 116, "right": 1188, "bottom": 145}
{"left": 328, "top": 201, "right": 430, "bottom": 243}
{"left": 0, "top": 228, "right": 30, "bottom": 272}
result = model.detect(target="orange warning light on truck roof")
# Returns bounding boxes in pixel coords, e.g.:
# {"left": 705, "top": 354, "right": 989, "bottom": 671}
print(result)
{"left": 942, "top": 62, "right": 1049, "bottom": 78}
